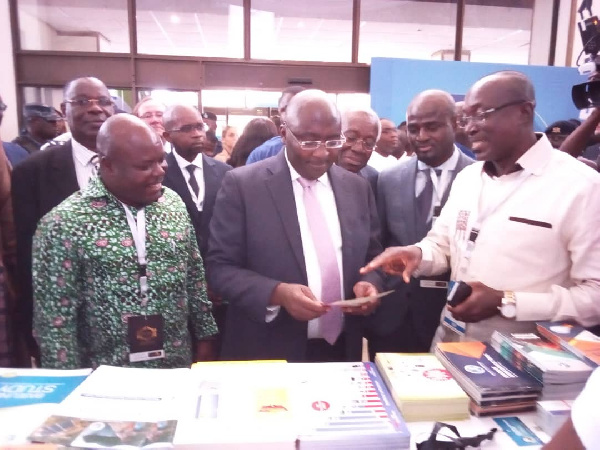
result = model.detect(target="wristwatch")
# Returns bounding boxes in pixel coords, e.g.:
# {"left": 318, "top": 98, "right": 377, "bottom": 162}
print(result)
{"left": 499, "top": 291, "right": 517, "bottom": 319}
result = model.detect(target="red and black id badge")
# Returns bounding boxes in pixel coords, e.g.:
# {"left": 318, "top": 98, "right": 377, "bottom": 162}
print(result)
{"left": 127, "top": 314, "right": 165, "bottom": 362}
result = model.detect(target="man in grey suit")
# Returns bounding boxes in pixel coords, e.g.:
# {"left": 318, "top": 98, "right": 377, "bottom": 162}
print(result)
{"left": 206, "top": 90, "right": 384, "bottom": 362}
{"left": 367, "top": 90, "right": 473, "bottom": 357}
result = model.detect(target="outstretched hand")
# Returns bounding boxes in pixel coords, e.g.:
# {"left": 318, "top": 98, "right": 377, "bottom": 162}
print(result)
{"left": 360, "top": 245, "right": 422, "bottom": 283}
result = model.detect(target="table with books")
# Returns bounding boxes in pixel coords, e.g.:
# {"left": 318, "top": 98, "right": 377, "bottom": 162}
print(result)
{"left": 0, "top": 320, "right": 597, "bottom": 449}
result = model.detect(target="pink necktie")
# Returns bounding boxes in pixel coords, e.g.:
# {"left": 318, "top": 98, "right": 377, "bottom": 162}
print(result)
{"left": 298, "top": 177, "right": 343, "bottom": 345}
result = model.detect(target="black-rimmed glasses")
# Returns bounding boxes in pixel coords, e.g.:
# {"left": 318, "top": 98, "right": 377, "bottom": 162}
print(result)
{"left": 286, "top": 126, "right": 345, "bottom": 150}
{"left": 168, "top": 123, "right": 205, "bottom": 133}
{"left": 457, "top": 100, "right": 529, "bottom": 127}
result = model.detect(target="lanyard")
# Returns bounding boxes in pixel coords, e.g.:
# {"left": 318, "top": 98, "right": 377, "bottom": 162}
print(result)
{"left": 456, "top": 169, "right": 531, "bottom": 281}
{"left": 429, "top": 168, "right": 450, "bottom": 209}
{"left": 122, "top": 204, "right": 148, "bottom": 306}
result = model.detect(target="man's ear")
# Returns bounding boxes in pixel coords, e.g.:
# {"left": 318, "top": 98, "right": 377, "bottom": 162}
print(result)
{"left": 163, "top": 131, "right": 172, "bottom": 143}
{"left": 60, "top": 102, "right": 67, "bottom": 117}
{"left": 280, "top": 125, "right": 287, "bottom": 144}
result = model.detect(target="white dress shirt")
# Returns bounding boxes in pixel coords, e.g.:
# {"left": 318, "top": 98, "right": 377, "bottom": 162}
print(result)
{"left": 415, "top": 146, "right": 460, "bottom": 222}
{"left": 415, "top": 134, "right": 600, "bottom": 344}
{"left": 71, "top": 138, "right": 98, "bottom": 189}
{"left": 172, "top": 149, "right": 205, "bottom": 211}
{"left": 572, "top": 367, "right": 600, "bottom": 449}
{"left": 266, "top": 148, "right": 345, "bottom": 340}
{"left": 367, "top": 150, "right": 398, "bottom": 172}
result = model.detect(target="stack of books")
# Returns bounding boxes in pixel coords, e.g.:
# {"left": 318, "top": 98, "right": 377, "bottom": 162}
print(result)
{"left": 490, "top": 330, "right": 592, "bottom": 400}
{"left": 374, "top": 353, "right": 469, "bottom": 422}
{"left": 435, "top": 341, "right": 543, "bottom": 416}
{"left": 536, "top": 322, "right": 600, "bottom": 367}
{"left": 536, "top": 400, "right": 573, "bottom": 436}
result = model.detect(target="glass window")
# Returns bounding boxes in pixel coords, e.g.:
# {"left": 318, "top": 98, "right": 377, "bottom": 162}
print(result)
{"left": 17, "top": 0, "right": 129, "bottom": 52}
{"left": 136, "top": 0, "right": 244, "bottom": 57}
{"left": 462, "top": 1, "right": 534, "bottom": 64}
{"left": 250, "top": 0, "right": 353, "bottom": 62}
{"left": 359, "top": 0, "right": 458, "bottom": 63}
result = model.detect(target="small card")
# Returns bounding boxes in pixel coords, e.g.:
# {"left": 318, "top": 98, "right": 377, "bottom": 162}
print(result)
{"left": 127, "top": 314, "right": 165, "bottom": 362}
{"left": 493, "top": 416, "right": 543, "bottom": 446}
{"left": 329, "top": 290, "right": 394, "bottom": 307}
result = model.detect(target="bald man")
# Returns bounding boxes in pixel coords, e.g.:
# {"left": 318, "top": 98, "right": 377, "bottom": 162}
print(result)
{"left": 162, "top": 105, "right": 231, "bottom": 356}
{"left": 12, "top": 76, "right": 115, "bottom": 364}
{"left": 366, "top": 90, "right": 473, "bottom": 357}
{"left": 362, "top": 71, "right": 600, "bottom": 345}
{"left": 206, "top": 89, "right": 384, "bottom": 362}
{"left": 33, "top": 115, "right": 217, "bottom": 369}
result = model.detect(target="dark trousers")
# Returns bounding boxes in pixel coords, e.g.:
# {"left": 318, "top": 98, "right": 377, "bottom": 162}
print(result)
{"left": 305, "top": 335, "right": 346, "bottom": 362}
{"left": 367, "top": 311, "right": 431, "bottom": 361}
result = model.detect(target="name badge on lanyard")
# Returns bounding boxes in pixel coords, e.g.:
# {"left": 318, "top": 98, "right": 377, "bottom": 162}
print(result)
{"left": 122, "top": 204, "right": 165, "bottom": 362}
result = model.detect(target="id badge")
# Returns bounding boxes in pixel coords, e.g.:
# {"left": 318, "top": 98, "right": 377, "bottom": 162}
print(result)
{"left": 443, "top": 281, "right": 466, "bottom": 335}
{"left": 432, "top": 205, "right": 442, "bottom": 226}
{"left": 127, "top": 314, "right": 165, "bottom": 362}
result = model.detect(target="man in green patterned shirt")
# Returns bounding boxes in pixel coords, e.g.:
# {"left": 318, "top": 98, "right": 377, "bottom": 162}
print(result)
{"left": 33, "top": 114, "right": 217, "bottom": 369}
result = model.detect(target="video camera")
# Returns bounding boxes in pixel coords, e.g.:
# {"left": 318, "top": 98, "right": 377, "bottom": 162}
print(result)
{"left": 572, "top": 0, "right": 600, "bottom": 109}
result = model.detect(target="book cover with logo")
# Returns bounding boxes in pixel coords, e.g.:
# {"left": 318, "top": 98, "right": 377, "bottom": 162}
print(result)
{"left": 536, "top": 321, "right": 600, "bottom": 367}
{"left": 0, "top": 368, "right": 91, "bottom": 408}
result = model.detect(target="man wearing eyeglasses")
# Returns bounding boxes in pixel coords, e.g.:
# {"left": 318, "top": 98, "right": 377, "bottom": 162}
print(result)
{"left": 162, "top": 105, "right": 231, "bottom": 358}
{"left": 366, "top": 90, "right": 473, "bottom": 358}
{"left": 206, "top": 89, "right": 384, "bottom": 362}
{"left": 12, "top": 76, "right": 114, "bottom": 364}
{"left": 336, "top": 107, "right": 380, "bottom": 197}
{"left": 362, "top": 71, "right": 600, "bottom": 345}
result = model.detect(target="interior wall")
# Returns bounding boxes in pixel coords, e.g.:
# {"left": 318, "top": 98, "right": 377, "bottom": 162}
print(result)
{"left": 370, "top": 57, "right": 582, "bottom": 131}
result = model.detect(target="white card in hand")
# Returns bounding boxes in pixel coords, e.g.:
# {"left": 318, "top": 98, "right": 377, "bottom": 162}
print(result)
{"left": 329, "top": 290, "right": 394, "bottom": 307}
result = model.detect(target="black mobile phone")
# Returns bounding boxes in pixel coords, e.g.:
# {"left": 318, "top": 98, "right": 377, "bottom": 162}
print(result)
{"left": 447, "top": 281, "right": 472, "bottom": 307}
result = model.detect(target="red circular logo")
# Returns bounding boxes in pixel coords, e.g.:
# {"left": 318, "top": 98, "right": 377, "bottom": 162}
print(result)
{"left": 312, "top": 401, "right": 330, "bottom": 411}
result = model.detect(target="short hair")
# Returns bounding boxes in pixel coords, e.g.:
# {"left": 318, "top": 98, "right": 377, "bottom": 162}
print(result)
{"left": 132, "top": 96, "right": 166, "bottom": 117}
{"left": 341, "top": 107, "right": 382, "bottom": 141}
{"left": 63, "top": 76, "right": 106, "bottom": 99}
{"left": 285, "top": 89, "right": 340, "bottom": 130}
{"left": 278, "top": 86, "right": 306, "bottom": 108}
{"left": 162, "top": 105, "right": 198, "bottom": 131}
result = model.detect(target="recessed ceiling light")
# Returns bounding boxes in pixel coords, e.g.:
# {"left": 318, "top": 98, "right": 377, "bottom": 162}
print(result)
{"left": 171, "top": 15, "right": 180, "bottom": 24}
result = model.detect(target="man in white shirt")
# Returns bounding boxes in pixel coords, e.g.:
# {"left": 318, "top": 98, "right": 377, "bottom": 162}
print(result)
{"left": 368, "top": 118, "right": 399, "bottom": 172}
{"left": 161, "top": 105, "right": 231, "bottom": 358}
{"left": 362, "top": 71, "right": 600, "bottom": 345}
{"left": 206, "top": 89, "right": 384, "bottom": 362}
{"left": 12, "top": 76, "right": 115, "bottom": 363}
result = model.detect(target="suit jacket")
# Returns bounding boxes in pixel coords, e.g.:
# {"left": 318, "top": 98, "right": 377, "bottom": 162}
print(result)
{"left": 12, "top": 141, "right": 79, "bottom": 359}
{"left": 369, "top": 151, "right": 474, "bottom": 350}
{"left": 162, "top": 152, "right": 232, "bottom": 258}
{"left": 359, "top": 164, "right": 379, "bottom": 199}
{"left": 205, "top": 150, "right": 384, "bottom": 361}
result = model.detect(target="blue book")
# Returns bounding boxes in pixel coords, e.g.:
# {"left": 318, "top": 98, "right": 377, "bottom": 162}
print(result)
{"left": 435, "top": 341, "right": 542, "bottom": 403}
{"left": 0, "top": 368, "right": 91, "bottom": 408}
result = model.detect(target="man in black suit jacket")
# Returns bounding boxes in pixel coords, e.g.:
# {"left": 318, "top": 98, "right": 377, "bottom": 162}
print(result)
{"left": 12, "top": 77, "right": 114, "bottom": 363}
{"left": 367, "top": 90, "right": 474, "bottom": 357}
{"left": 162, "top": 105, "right": 231, "bottom": 357}
{"left": 337, "top": 107, "right": 381, "bottom": 197}
{"left": 205, "top": 90, "right": 384, "bottom": 362}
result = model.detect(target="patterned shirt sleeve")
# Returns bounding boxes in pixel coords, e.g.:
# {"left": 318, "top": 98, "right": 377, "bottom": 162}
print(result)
{"left": 33, "top": 212, "right": 82, "bottom": 368}
{"left": 185, "top": 222, "right": 218, "bottom": 341}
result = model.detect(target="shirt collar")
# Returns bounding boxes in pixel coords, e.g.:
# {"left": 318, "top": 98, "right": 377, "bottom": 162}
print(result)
{"left": 172, "top": 148, "right": 204, "bottom": 172}
{"left": 71, "top": 137, "right": 97, "bottom": 166}
{"left": 417, "top": 146, "right": 460, "bottom": 171}
{"left": 284, "top": 147, "right": 331, "bottom": 188}
{"left": 482, "top": 133, "right": 550, "bottom": 177}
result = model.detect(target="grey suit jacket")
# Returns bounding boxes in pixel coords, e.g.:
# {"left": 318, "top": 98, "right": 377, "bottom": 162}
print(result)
{"left": 369, "top": 151, "right": 474, "bottom": 349}
{"left": 162, "top": 152, "right": 231, "bottom": 258}
{"left": 205, "top": 150, "right": 384, "bottom": 361}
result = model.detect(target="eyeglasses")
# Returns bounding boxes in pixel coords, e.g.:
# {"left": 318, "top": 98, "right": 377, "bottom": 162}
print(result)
{"left": 286, "top": 126, "right": 345, "bottom": 150}
{"left": 343, "top": 131, "right": 376, "bottom": 151}
{"left": 65, "top": 97, "right": 114, "bottom": 108}
{"left": 457, "top": 100, "right": 528, "bottom": 127}
{"left": 168, "top": 122, "right": 205, "bottom": 133}
{"left": 0, "top": 102, "right": 7, "bottom": 112}
{"left": 140, "top": 111, "right": 164, "bottom": 120}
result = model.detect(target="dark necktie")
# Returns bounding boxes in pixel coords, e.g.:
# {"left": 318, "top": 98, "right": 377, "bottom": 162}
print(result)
{"left": 297, "top": 177, "right": 343, "bottom": 345}
{"left": 186, "top": 165, "right": 200, "bottom": 198}
{"left": 417, "top": 168, "right": 441, "bottom": 224}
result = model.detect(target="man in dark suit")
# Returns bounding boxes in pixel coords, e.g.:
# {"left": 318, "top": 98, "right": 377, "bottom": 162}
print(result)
{"left": 337, "top": 107, "right": 380, "bottom": 197}
{"left": 206, "top": 89, "right": 384, "bottom": 362}
{"left": 162, "top": 105, "right": 231, "bottom": 356}
{"left": 12, "top": 77, "right": 114, "bottom": 363}
{"left": 367, "top": 90, "right": 473, "bottom": 357}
